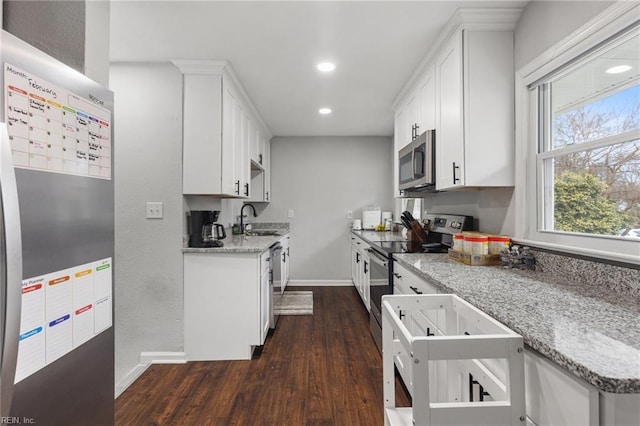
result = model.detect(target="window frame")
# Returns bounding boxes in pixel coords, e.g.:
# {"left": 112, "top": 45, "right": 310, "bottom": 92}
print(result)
{"left": 515, "top": 2, "right": 640, "bottom": 265}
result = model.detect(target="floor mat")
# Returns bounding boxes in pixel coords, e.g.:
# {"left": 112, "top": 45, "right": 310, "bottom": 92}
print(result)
{"left": 274, "top": 291, "right": 313, "bottom": 315}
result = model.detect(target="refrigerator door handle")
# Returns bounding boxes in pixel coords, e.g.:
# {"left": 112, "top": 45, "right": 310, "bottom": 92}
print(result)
{"left": 0, "top": 123, "right": 23, "bottom": 417}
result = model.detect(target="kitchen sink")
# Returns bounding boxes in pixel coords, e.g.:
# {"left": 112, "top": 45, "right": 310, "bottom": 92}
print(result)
{"left": 245, "top": 230, "right": 280, "bottom": 236}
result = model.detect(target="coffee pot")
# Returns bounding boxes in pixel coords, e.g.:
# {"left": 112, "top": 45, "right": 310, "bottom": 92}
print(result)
{"left": 202, "top": 222, "right": 226, "bottom": 247}
{"left": 189, "top": 210, "right": 226, "bottom": 248}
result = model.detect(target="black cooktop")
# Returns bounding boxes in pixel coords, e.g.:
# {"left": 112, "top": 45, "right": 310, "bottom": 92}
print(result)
{"left": 372, "top": 240, "right": 449, "bottom": 256}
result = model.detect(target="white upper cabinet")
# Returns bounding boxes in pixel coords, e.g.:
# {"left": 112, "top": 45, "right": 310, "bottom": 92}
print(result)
{"left": 435, "top": 31, "right": 465, "bottom": 190}
{"left": 436, "top": 28, "right": 515, "bottom": 190}
{"left": 248, "top": 134, "right": 271, "bottom": 203}
{"left": 250, "top": 124, "right": 267, "bottom": 169}
{"left": 174, "top": 60, "right": 272, "bottom": 197}
{"left": 263, "top": 138, "right": 271, "bottom": 201}
{"left": 418, "top": 66, "right": 436, "bottom": 132}
{"left": 392, "top": 106, "right": 407, "bottom": 197}
{"left": 405, "top": 92, "right": 419, "bottom": 145}
{"left": 392, "top": 9, "right": 520, "bottom": 193}
{"left": 237, "top": 105, "right": 251, "bottom": 197}
{"left": 222, "top": 78, "right": 243, "bottom": 196}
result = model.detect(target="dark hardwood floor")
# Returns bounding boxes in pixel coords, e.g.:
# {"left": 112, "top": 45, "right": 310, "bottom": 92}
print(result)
{"left": 115, "top": 286, "right": 410, "bottom": 425}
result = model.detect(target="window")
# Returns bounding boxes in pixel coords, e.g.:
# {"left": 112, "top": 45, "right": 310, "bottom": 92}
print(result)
{"left": 517, "top": 5, "right": 640, "bottom": 264}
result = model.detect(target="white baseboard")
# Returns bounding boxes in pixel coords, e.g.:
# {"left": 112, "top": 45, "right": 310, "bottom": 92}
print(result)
{"left": 140, "top": 351, "right": 187, "bottom": 365}
{"left": 115, "top": 363, "right": 150, "bottom": 398}
{"left": 115, "top": 351, "right": 187, "bottom": 398}
{"left": 287, "top": 279, "right": 353, "bottom": 287}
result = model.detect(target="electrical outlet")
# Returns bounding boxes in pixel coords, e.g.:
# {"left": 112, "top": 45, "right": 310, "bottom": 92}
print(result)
{"left": 146, "top": 202, "right": 163, "bottom": 219}
{"left": 347, "top": 210, "right": 353, "bottom": 219}
{"left": 288, "top": 209, "right": 294, "bottom": 218}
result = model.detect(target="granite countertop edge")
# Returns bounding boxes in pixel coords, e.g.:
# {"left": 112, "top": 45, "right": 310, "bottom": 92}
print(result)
{"left": 393, "top": 254, "right": 640, "bottom": 394}
{"left": 182, "top": 232, "right": 288, "bottom": 254}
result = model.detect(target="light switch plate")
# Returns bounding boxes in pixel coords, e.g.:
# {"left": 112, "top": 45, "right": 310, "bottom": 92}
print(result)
{"left": 146, "top": 202, "right": 163, "bottom": 219}
{"left": 287, "top": 209, "right": 294, "bottom": 218}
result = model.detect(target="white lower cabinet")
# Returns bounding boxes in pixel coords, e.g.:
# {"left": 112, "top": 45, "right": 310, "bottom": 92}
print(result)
{"left": 260, "top": 250, "right": 270, "bottom": 343}
{"left": 281, "top": 235, "right": 290, "bottom": 292}
{"left": 351, "top": 237, "right": 359, "bottom": 285}
{"left": 525, "top": 348, "right": 599, "bottom": 426}
{"left": 184, "top": 250, "right": 269, "bottom": 360}
{"left": 350, "top": 235, "right": 370, "bottom": 310}
{"left": 600, "top": 392, "right": 640, "bottom": 426}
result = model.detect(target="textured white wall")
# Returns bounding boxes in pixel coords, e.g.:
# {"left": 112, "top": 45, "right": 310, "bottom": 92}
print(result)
{"left": 421, "top": 188, "right": 515, "bottom": 235}
{"left": 256, "top": 136, "right": 394, "bottom": 281}
{"left": 84, "top": 0, "right": 110, "bottom": 86}
{"left": 2, "top": 0, "right": 86, "bottom": 72}
{"left": 514, "top": 0, "right": 614, "bottom": 70}
{"left": 110, "top": 63, "right": 184, "bottom": 387}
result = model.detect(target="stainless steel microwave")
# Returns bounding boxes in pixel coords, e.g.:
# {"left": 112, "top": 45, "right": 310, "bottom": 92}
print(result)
{"left": 398, "top": 130, "right": 435, "bottom": 191}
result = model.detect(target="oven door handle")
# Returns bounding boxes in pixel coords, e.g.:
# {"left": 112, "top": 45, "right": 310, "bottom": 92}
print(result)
{"left": 365, "top": 247, "right": 388, "bottom": 266}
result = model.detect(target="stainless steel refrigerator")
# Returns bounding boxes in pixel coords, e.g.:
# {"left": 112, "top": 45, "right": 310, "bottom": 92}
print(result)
{"left": 1, "top": 30, "right": 114, "bottom": 425}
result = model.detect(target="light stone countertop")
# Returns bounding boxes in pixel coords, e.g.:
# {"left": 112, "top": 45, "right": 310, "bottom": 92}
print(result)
{"left": 393, "top": 253, "right": 640, "bottom": 394}
{"left": 183, "top": 232, "right": 287, "bottom": 254}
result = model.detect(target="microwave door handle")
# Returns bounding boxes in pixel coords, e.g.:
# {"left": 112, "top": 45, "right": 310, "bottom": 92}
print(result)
{"left": 414, "top": 149, "right": 424, "bottom": 178}
{"left": 412, "top": 150, "right": 417, "bottom": 178}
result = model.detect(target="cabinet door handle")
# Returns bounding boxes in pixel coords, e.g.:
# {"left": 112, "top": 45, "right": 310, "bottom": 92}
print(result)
{"left": 283, "top": 252, "right": 286, "bottom": 263}
{"left": 235, "top": 180, "right": 240, "bottom": 195}
{"left": 259, "top": 153, "right": 263, "bottom": 165}
{"left": 453, "top": 162, "right": 460, "bottom": 184}
{"left": 364, "top": 261, "right": 368, "bottom": 274}
{"left": 393, "top": 273, "right": 402, "bottom": 279}
{"left": 399, "top": 310, "right": 405, "bottom": 320}
{"left": 415, "top": 124, "right": 419, "bottom": 137}
{"left": 409, "top": 285, "right": 422, "bottom": 294}
{"left": 244, "top": 183, "right": 249, "bottom": 196}
{"left": 356, "top": 253, "right": 360, "bottom": 263}
{"left": 265, "top": 191, "right": 269, "bottom": 201}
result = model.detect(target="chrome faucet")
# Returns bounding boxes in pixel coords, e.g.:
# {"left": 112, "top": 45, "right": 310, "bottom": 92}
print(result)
{"left": 240, "top": 203, "right": 257, "bottom": 233}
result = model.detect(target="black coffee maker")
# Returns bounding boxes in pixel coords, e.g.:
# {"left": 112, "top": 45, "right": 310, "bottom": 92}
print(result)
{"left": 189, "top": 210, "right": 226, "bottom": 248}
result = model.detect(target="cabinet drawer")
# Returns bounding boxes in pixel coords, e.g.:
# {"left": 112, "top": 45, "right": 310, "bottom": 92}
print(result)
{"left": 393, "top": 263, "right": 438, "bottom": 295}
{"left": 393, "top": 263, "right": 441, "bottom": 328}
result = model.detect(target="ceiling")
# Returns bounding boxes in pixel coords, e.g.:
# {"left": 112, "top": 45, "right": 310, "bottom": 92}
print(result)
{"left": 109, "top": 1, "right": 529, "bottom": 137}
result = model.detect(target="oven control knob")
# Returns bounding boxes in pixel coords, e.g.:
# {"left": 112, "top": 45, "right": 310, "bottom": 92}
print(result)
{"left": 451, "top": 221, "right": 460, "bottom": 229}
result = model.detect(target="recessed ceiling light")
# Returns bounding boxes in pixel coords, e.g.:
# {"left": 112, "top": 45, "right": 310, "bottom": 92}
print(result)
{"left": 319, "top": 108, "right": 332, "bottom": 115}
{"left": 606, "top": 65, "right": 632, "bottom": 74}
{"left": 317, "top": 62, "right": 336, "bottom": 72}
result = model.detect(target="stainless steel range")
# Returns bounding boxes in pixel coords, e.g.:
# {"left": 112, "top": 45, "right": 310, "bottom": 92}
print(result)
{"left": 368, "top": 213, "right": 474, "bottom": 351}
